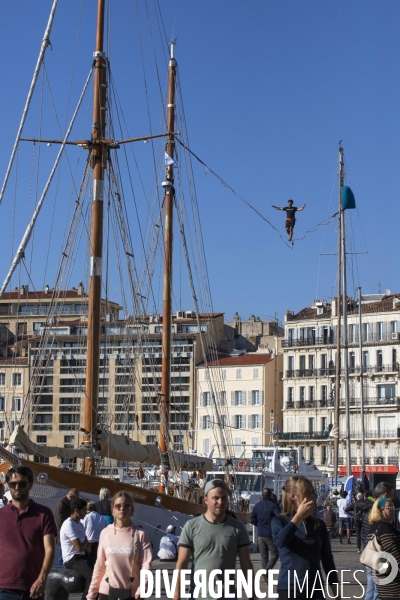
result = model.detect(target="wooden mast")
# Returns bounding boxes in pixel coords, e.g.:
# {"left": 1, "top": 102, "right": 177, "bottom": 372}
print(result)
{"left": 333, "top": 145, "right": 344, "bottom": 489}
{"left": 158, "top": 43, "right": 177, "bottom": 493}
{"left": 83, "top": 0, "right": 107, "bottom": 474}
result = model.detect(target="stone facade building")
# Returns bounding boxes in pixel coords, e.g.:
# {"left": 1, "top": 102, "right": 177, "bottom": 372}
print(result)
{"left": 196, "top": 348, "right": 283, "bottom": 458}
{"left": 281, "top": 294, "right": 400, "bottom": 481}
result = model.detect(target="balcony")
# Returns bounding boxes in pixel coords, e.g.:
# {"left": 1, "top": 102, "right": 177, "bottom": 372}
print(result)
{"left": 339, "top": 397, "right": 400, "bottom": 408}
{"left": 278, "top": 430, "right": 330, "bottom": 441}
{"left": 285, "top": 368, "right": 335, "bottom": 378}
{"left": 282, "top": 335, "right": 333, "bottom": 348}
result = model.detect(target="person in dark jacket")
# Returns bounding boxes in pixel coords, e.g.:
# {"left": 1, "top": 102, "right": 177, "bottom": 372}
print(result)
{"left": 251, "top": 488, "right": 279, "bottom": 582}
{"left": 55, "top": 488, "right": 80, "bottom": 535}
{"left": 271, "top": 476, "right": 338, "bottom": 600}
{"left": 345, "top": 492, "right": 364, "bottom": 552}
{"left": 94, "top": 487, "right": 113, "bottom": 524}
{"left": 322, "top": 505, "right": 336, "bottom": 539}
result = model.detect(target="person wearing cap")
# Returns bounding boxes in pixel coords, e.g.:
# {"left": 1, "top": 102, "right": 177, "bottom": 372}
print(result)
{"left": 173, "top": 479, "right": 253, "bottom": 600}
{"left": 157, "top": 525, "right": 179, "bottom": 561}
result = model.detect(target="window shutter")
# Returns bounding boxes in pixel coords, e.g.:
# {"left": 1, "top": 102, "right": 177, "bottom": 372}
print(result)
{"left": 259, "top": 415, "right": 263, "bottom": 429}
{"left": 243, "top": 390, "right": 246, "bottom": 405}
{"left": 231, "top": 415, "right": 236, "bottom": 429}
{"left": 231, "top": 391, "right": 235, "bottom": 406}
{"left": 199, "top": 416, "right": 203, "bottom": 429}
{"left": 200, "top": 392, "right": 204, "bottom": 407}
{"left": 248, "top": 390, "right": 252, "bottom": 405}
{"left": 217, "top": 391, "right": 221, "bottom": 404}
{"left": 260, "top": 390, "right": 264, "bottom": 405}
{"left": 248, "top": 415, "right": 253, "bottom": 429}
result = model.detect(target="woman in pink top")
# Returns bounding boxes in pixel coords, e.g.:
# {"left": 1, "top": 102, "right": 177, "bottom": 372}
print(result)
{"left": 87, "top": 491, "right": 152, "bottom": 600}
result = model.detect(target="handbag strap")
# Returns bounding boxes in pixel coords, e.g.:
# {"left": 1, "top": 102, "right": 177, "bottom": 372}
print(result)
{"left": 129, "top": 528, "right": 140, "bottom": 583}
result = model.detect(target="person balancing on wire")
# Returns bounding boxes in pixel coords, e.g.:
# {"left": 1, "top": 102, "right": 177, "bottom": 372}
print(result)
{"left": 272, "top": 199, "right": 306, "bottom": 242}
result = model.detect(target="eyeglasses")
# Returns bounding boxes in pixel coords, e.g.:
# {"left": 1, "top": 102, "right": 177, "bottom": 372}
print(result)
{"left": 114, "top": 503, "right": 131, "bottom": 510}
{"left": 8, "top": 481, "right": 28, "bottom": 489}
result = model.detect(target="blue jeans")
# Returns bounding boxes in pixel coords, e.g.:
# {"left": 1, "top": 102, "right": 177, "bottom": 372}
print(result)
{"left": 0, "top": 590, "right": 43, "bottom": 600}
{"left": 364, "top": 566, "right": 380, "bottom": 600}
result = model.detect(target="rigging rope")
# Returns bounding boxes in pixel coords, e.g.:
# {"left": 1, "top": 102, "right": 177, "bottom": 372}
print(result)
{"left": 175, "top": 137, "right": 338, "bottom": 249}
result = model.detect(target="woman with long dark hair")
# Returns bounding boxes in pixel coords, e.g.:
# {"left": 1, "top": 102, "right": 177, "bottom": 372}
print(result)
{"left": 271, "top": 476, "right": 338, "bottom": 600}
{"left": 87, "top": 491, "right": 152, "bottom": 600}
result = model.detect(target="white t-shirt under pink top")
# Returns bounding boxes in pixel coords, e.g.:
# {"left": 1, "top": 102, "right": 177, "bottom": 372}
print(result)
{"left": 87, "top": 524, "right": 152, "bottom": 600}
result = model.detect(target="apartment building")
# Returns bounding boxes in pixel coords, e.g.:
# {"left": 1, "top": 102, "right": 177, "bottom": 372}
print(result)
{"left": 0, "top": 283, "right": 121, "bottom": 338}
{"left": 0, "top": 291, "right": 225, "bottom": 469}
{"left": 196, "top": 348, "right": 283, "bottom": 458}
{"left": 281, "top": 294, "right": 400, "bottom": 479}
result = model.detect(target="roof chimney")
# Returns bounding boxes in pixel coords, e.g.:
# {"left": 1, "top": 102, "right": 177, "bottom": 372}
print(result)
{"left": 77, "top": 282, "right": 84, "bottom": 296}
{"left": 44, "top": 285, "right": 50, "bottom": 294}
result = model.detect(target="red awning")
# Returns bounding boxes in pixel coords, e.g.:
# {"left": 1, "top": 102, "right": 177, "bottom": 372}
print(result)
{"left": 339, "top": 465, "right": 398, "bottom": 475}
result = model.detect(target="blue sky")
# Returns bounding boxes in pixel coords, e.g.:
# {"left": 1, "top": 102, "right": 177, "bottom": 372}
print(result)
{"left": 0, "top": 1, "right": 399, "bottom": 324}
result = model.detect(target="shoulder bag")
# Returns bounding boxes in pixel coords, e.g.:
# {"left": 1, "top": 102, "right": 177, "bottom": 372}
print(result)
{"left": 360, "top": 524, "right": 383, "bottom": 570}
{"left": 106, "top": 529, "right": 140, "bottom": 600}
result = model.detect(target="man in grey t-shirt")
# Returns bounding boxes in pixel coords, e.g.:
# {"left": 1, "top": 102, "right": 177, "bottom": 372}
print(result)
{"left": 174, "top": 479, "right": 253, "bottom": 600}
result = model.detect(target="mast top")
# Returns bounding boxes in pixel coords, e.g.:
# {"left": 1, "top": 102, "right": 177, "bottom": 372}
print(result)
{"left": 169, "top": 40, "right": 176, "bottom": 60}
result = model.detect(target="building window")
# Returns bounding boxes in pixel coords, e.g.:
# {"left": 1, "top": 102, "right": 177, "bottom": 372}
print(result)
{"left": 146, "top": 435, "right": 156, "bottom": 444}
{"left": 204, "top": 370, "right": 210, "bottom": 381}
{"left": 0, "top": 374, "right": 5, "bottom": 386}
{"left": 309, "top": 418, "right": 315, "bottom": 433}
{"left": 378, "top": 322, "right": 384, "bottom": 340}
{"left": 251, "top": 437, "right": 259, "bottom": 446}
{"left": 64, "top": 435, "right": 74, "bottom": 447}
{"left": 321, "top": 354, "right": 327, "bottom": 372}
{"left": 11, "top": 398, "right": 21, "bottom": 412}
{"left": 234, "top": 437, "right": 242, "bottom": 453}
{"left": 309, "top": 387, "right": 315, "bottom": 402}
{"left": 288, "top": 356, "right": 294, "bottom": 374}
{"left": 300, "top": 446, "right": 305, "bottom": 460}
{"left": 203, "top": 392, "right": 211, "bottom": 407}
{"left": 349, "top": 325, "right": 355, "bottom": 343}
{"left": 321, "top": 417, "right": 327, "bottom": 433}
{"left": 252, "top": 390, "right": 261, "bottom": 405}
{"left": 203, "top": 415, "right": 211, "bottom": 430}
{"left": 37, "top": 435, "right": 47, "bottom": 444}
{"left": 321, "top": 385, "right": 327, "bottom": 402}
{"left": 253, "top": 368, "right": 260, "bottom": 379}
{"left": 235, "top": 415, "right": 245, "bottom": 429}
{"left": 236, "top": 369, "right": 242, "bottom": 380}
{"left": 12, "top": 373, "right": 22, "bottom": 387}
{"left": 34, "top": 455, "right": 49, "bottom": 464}
{"left": 321, "top": 446, "right": 327, "bottom": 465}
{"left": 252, "top": 414, "right": 262, "bottom": 429}
{"left": 300, "top": 387, "right": 305, "bottom": 402}
{"left": 222, "top": 369, "right": 227, "bottom": 380}
{"left": 309, "top": 446, "right": 315, "bottom": 461}
{"left": 362, "top": 351, "right": 369, "bottom": 368}
{"left": 221, "top": 415, "right": 227, "bottom": 429}
{"left": 288, "top": 388, "right": 294, "bottom": 403}
{"left": 218, "top": 391, "right": 226, "bottom": 406}
{"left": 390, "top": 321, "right": 397, "bottom": 334}
{"left": 235, "top": 391, "right": 244, "bottom": 406}
{"left": 202, "top": 438, "right": 210, "bottom": 454}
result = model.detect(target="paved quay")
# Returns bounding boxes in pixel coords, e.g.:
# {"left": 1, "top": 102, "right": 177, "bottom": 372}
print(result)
{"left": 68, "top": 539, "right": 368, "bottom": 599}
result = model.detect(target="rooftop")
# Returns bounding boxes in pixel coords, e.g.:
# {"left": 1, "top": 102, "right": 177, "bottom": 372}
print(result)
{"left": 289, "top": 294, "right": 400, "bottom": 322}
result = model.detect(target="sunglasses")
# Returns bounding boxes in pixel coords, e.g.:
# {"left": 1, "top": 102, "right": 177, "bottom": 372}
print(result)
{"left": 114, "top": 503, "right": 131, "bottom": 510}
{"left": 8, "top": 481, "right": 28, "bottom": 489}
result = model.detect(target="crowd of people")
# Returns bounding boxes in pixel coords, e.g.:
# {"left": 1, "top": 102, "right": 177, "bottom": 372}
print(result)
{"left": 0, "top": 465, "right": 400, "bottom": 600}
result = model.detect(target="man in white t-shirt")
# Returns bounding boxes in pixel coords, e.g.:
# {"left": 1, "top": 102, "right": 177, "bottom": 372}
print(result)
{"left": 158, "top": 524, "right": 179, "bottom": 561}
{"left": 337, "top": 490, "right": 351, "bottom": 545}
{"left": 60, "top": 498, "right": 93, "bottom": 600}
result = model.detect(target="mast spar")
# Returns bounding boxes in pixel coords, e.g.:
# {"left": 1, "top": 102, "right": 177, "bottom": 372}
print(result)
{"left": 83, "top": 0, "right": 107, "bottom": 474}
{"left": 158, "top": 42, "right": 177, "bottom": 493}
{"left": 333, "top": 145, "right": 343, "bottom": 490}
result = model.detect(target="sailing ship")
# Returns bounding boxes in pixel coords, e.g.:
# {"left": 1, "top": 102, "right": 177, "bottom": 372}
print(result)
{"left": 0, "top": 0, "right": 250, "bottom": 546}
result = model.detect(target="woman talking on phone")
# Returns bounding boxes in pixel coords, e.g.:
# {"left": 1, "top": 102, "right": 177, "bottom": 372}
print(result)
{"left": 87, "top": 491, "right": 152, "bottom": 600}
{"left": 271, "top": 476, "right": 338, "bottom": 600}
